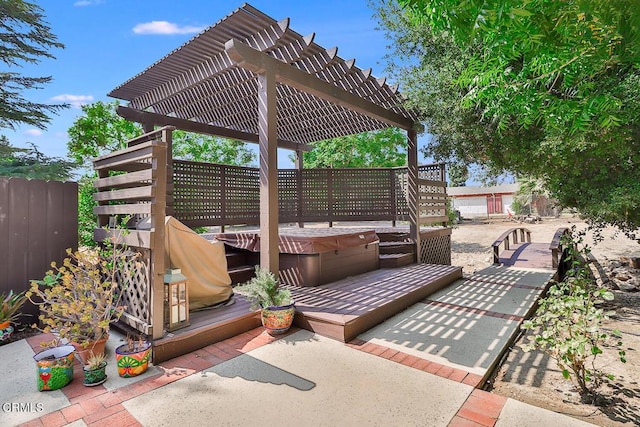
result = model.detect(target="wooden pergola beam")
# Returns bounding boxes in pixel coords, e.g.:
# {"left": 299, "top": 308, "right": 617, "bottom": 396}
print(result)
{"left": 117, "top": 105, "right": 312, "bottom": 152}
{"left": 225, "top": 39, "right": 416, "bottom": 131}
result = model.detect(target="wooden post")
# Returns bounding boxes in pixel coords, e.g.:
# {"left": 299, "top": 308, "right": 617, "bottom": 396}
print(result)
{"left": 407, "top": 129, "right": 421, "bottom": 261}
{"left": 165, "top": 126, "right": 174, "bottom": 218}
{"left": 295, "top": 150, "right": 304, "bottom": 228}
{"left": 390, "top": 168, "right": 397, "bottom": 227}
{"left": 150, "top": 128, "right": 169, "bottom": 339}
{"left": 257, "top": 71, "right": 279, "bottom": 274}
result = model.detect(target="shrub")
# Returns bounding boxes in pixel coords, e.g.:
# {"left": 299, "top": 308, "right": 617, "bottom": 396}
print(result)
{"left": 521, "top": 229, "right": 626, "bottom": 402}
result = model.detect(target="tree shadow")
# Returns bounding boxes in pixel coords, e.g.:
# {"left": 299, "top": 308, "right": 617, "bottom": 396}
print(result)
{"left": 493, "top": 342, "right": 554, "bottom": 388}
{"left": 597, "top": 380, "right": 640, "bottom": 425}
{"left": 203, "top": 331, "right": 318, "bottom": 391}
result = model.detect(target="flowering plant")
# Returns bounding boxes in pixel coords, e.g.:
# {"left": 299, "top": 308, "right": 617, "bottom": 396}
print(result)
{"left": 27, "top": 234, "right": 140, "bottom": 347}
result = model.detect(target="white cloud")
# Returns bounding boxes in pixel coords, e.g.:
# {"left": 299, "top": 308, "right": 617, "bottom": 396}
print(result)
{"left": 24, "top": 129, "right": 42, "bottom": 137}
{"left": 50, "top": 94, "right": 94, "bottom": 108}
{"left": 74, "top": 0, "right": 104, "bottom": 6}
{"left": 132, "top": 21, "right": 205, "bottom": 35}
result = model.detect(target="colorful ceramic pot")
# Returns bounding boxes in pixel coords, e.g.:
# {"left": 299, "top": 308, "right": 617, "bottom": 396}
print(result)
{"left": 115, "top": 342, "right": 152, "bottom": 378}
{"left": 0, "top": 321, "right": 14, "bottom": 341}
{"left": 83, "top": 361, "right": 108, "bottom": 386}
{"left": 261, "top": 301, "right": 295, "bottom": 335}
{"left": 33, "top": 345, "right": 75, "bottom": 391}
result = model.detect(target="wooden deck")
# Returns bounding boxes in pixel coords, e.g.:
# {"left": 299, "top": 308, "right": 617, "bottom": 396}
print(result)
{"left": 149, "top": 263, "right": 462, "bottom": 363}
{"left": 150, "top": 297, "right": 261, "bottom": 363}
{"left": 289, "top": 264, "right": 463, "bottom": 342}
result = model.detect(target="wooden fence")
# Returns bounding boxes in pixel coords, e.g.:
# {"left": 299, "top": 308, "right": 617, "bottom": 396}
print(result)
{"left": 0, "top": 177, "right": 78, "bottom": 324}
{"left": 172, "top": 162, "right": 447, "bottom": 227}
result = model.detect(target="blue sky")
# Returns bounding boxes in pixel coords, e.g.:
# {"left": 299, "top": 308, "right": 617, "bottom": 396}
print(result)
{"left": 4, "top": 0, "right": 432, "bottom": 168}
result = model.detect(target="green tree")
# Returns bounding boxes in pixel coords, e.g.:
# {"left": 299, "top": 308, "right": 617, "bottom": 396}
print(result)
{"left": 67, "top": 101, "right": 142, "bottom": 165}
{"left": 447, "top": 161, "right": 468, "bottom": 186}
{"left": 0, "top": 0, "right": 67, "bottom": 130}
{"left": 0, "top": 135, "right": 75, "bottom": 180}
{"left": 374, "top": 0, "right": 640, "bottom": 234}
{"left": 172, "top": 130, "right": 255, "bottom": 166}
{"left": 299, "top": 128, "right": 407, "bottom": 168}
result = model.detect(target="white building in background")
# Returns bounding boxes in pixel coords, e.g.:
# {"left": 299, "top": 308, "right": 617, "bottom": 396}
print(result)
{"left": 448, "top": 183, "right": 519, "bottom": 218}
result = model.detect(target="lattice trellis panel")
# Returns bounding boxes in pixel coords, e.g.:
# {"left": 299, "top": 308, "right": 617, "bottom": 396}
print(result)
{"left": 419, "top": 234, "right": 451, "bottom": 265}
{"left": 278, "top": 169, "right": 299, "bottom": 222}
{"left": 331, "top": 169, "right": 395, "bottom": 220}
{"left": 171, "top": 162, "right": 447, "bottom": 226}
{"left": 418, "top": 164, "right": 446, "bottom": 181}
{"left": 394, "top": 169, "right": 409, "bottom": 220}
{"left": 116, "top": 248, "right": 152, "bottom": 333}
{"left": 173, "top": 160, "right": 259, "bottom": 226}
{"left": 418, "top": 181, "right": 448, "bottom": 221}
{"left": 300, "top": 169, "right": 330, "bottom": 220}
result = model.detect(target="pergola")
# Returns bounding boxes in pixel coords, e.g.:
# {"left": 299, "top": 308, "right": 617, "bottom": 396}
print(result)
{"left": 108, "top": 3, "right": 423, "bottom": 275}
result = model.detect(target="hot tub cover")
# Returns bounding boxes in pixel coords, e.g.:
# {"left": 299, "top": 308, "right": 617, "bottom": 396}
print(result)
{"left": 213, "top": 228, "right": 379, "bottom": 254}
{"left": 165, "top": 216, "right": 232, "bottom": 310}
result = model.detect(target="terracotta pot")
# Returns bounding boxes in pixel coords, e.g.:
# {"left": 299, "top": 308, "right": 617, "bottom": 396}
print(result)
{"left": 33, "top": 345, "right": 75, "bottom": 391}
{"left": 261, "top": 301, "right": 295, "bottom": 335}
{"left": 72, "top": 335, "right": 109, "bottom": 365}
{"left": 115, "top": 341, "right": 152, "bottom": 378}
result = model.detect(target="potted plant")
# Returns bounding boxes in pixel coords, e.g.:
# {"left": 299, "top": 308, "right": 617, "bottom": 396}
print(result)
{"left": 27, "top": 233, "right": 141, "bottom": 363}
{"left": 33, "top": 344, "right": 75, "bottom": 391}
{"left": 83, "top": 353, "right": 108, "bottom": 386}
{"left": 115, "top": 334, "right": 152, "bottom": 378}
{"left": 0, "top": 290, "right": 26, "bottom": 342}
{"left": 234, "top": 267, "right": 295, "bottom": 335}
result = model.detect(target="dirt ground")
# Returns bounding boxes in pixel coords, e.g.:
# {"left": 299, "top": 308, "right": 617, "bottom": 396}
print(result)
{"left": 450, "top": 216, "right": 640, "bottom": 427}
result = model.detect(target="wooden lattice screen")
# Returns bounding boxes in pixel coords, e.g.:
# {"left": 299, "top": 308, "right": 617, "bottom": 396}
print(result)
{"left": 172, "top": 162, "right": 447, "bottom": 227}
{"left": 92, "top": 127, "right": 170, "bottom": 339}
{"left": 419, "top": 231, "right": 452, "bottom": 265}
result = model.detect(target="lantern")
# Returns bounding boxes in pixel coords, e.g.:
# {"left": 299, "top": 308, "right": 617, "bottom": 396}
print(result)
{"left": 164, "top": 269, "right": 189, "bottom": 331}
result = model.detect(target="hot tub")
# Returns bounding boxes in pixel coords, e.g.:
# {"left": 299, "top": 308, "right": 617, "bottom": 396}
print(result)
{"left": 214, "top": 228, "right": 380, "bottom": 287}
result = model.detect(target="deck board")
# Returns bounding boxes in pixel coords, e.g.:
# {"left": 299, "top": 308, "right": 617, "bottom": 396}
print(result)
{"left": 289, "top": 264, "right": 462, "bottom": 341}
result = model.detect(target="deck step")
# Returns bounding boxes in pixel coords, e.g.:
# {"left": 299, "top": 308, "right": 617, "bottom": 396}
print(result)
{"left": 379, "top": 253, "right": 415, "bottom": 268}
{"left": 228, "top": 265, "right": 256, "bottom": 285}
{"left": 378, "top": 241, "right": 415, "bottom": 254}
{"left": 376, "top": 231, "right": 411, "bottom": 243}
{"left": 225, "top": 251, "right": 247, "bottom": 269}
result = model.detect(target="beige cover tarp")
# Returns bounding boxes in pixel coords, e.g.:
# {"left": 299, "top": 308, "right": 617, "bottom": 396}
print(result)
{"left": 164, "top": 216, "right": 232, "bottom": 310}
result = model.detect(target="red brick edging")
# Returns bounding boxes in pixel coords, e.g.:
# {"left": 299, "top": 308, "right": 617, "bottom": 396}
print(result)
{"left": 20, "top": 328, "right": 297, "bottom": 427}
{"left": 346, "top": 338, "right": 508, "bottom": 427}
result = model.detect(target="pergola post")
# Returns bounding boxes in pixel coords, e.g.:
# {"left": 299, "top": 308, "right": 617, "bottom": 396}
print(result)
{"left": 407, "top": 128, "right": 421, "bottom": 261}
{"left": 257, "top": 71, "right": 279, "bottom": 274}
{"left": 295, "top": 150, "right": 304, "bottom": 228}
